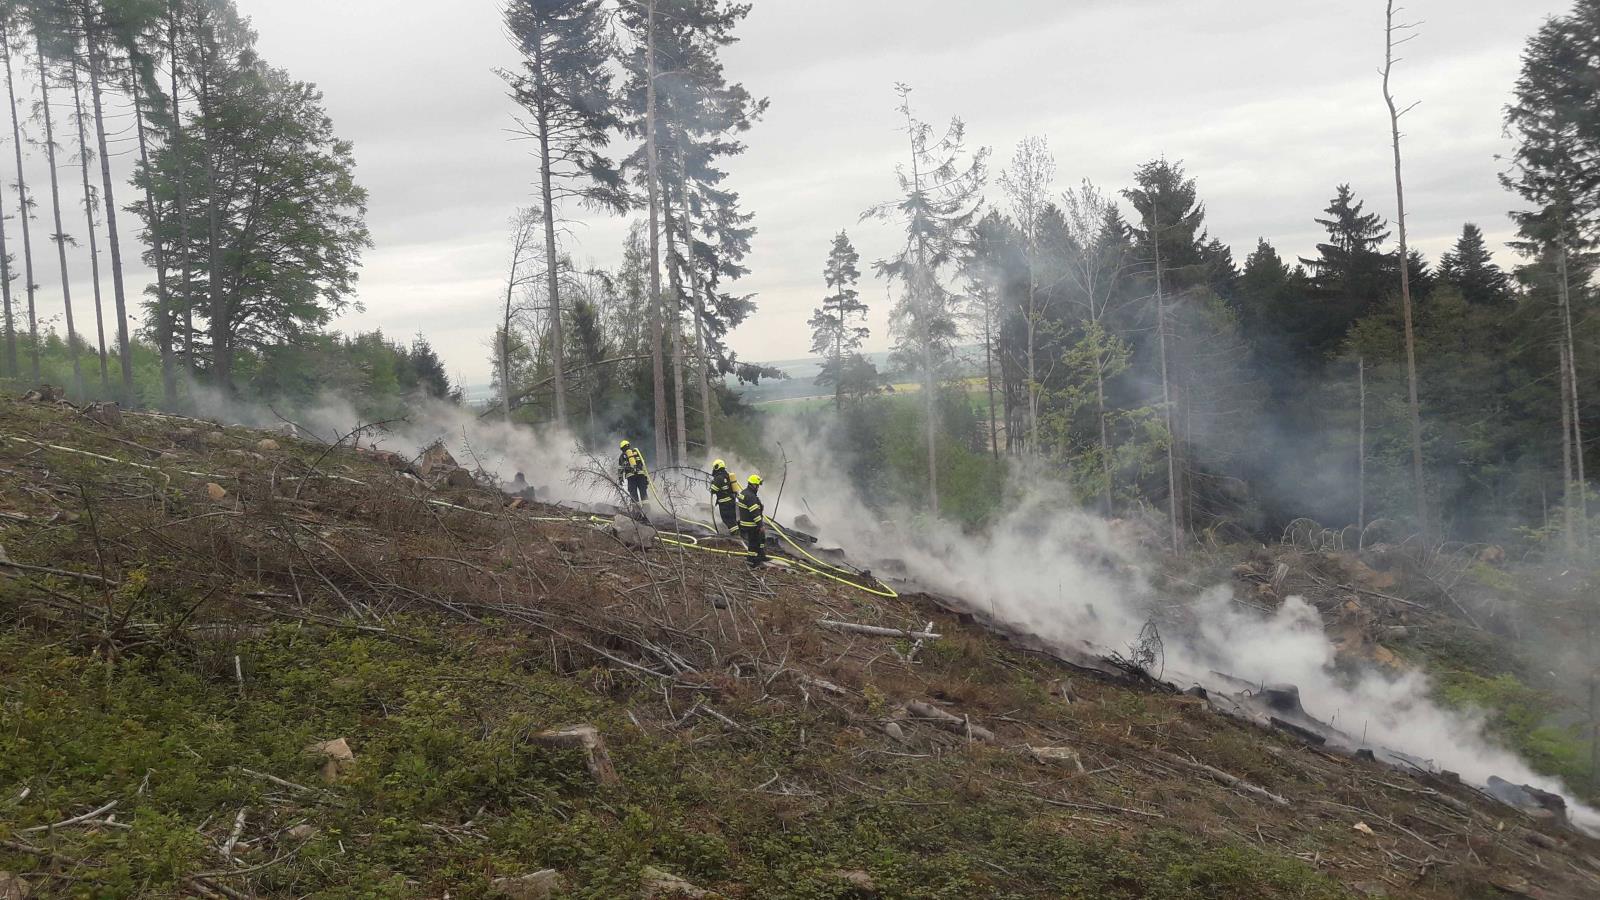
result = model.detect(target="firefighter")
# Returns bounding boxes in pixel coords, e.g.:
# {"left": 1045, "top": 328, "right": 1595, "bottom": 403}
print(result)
{"left": 738, "top": 474, "right": 767, "bottom": 567}
{"left": 618, "top": 440, "right": 649, "bottom": 504}
{"left": 709, "top": 460, "right": 741, "bottom": 533}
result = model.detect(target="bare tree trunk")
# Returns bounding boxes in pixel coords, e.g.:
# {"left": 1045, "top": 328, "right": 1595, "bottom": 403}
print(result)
{"left": 1358, "top": 354, "right": 1367, "bottom": 549}
{"left": 1096, "top": 353, "right": 1113, "bottom": 516}
{"left": 1384, "top": 0, "right": 1429, "bottom": 540}
{"left": 663, "top": 189, "right": 687, "bottom": 463}
{"left": 168, "top": 6, "right": 195, "bottom": 381}
{"left": 1558, "top": 243, "right": 1589, "bottom": 549}
{"left": 644, "top": 0, "right": 668, "bottom": 466}
{"left": 500, "top": 270, "right": 516, "bottom": 422}
{"left": 1152, "top": 206, "right": 1180, "bottom": 552}
{"left": 70, "top": 59, "right": 109, "bottom": 395}
{"left": 676, "top": 178, "right": 715, "bottom": 452}
{"left": 198, "top": 51, "right": 227, "bottom": 391}
{"left": 1026, "top": 261, "right": 1039, "bottom": 453}
{"left": 984, "top": 291, "right": 999, "bottom": 458}
{"left": 130, "top": 69, "right": 174, "bottom": 407}
{"left": 1563, "top": 341, "right": 1578, "bottom": 560}
{"left": 530, "top": 35, "right": 567, "bottom": 428}
{"left": 0, "top": 123, "right": 11, "bottom": 376}
{"left": 37, "top": 44, "right": 85, "bottom": 399}
{"left": 84, "top": 18, "right": 131, "bottom": 402}
{"left": 3, "top": 31, "right": 38, "bottom": 382}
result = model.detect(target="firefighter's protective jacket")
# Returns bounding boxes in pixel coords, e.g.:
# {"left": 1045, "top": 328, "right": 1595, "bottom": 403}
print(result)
{"left": 618, "top": 446, "right": 646, "bottom": 480}
{"left": 737, "top": 484, "right": 765, "bottom": 531}
{"left": 710, "top": 468, "right": 741, "bottom": 508}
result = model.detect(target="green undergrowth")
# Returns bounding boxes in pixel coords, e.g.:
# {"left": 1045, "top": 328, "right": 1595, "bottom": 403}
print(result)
{"left": 0, "top": 622, "right": 1352, "bottom": 899}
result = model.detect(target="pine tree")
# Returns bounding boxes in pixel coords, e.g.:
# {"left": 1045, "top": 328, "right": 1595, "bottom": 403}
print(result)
{"left": 863, "top": 84, "right": 988, "bottom": 515}
{"left": 30, "top": 2, "right": 87, "bottom": 399}
{"left": 808, "top": 230, "right": 871, "bottom": 410}
{"left": 1298, "top": 184, "right": 1391, "bottom": 357}
{"left": 1124, "top": 158, "right": 1207, "bottom": 549}
{"left": 618, "top": 0, "right": 764, "bottom": 459}
{"left": 1439, "top": 224, "right": 1511, "bottom": 306}
{"left": 78, "top": 0, "right": 135, "bottom": 402}
{"left": 69, "top": 51, "right": 109, "bottom": 394}
{"left": 1503, "top": 1, "right": 1600, "bottom": 553}
{"left": 0, "top": 7, "right": 35, "bottom": 381}
{"left": 503, "top": 0, "right": 626, "bottom": 431}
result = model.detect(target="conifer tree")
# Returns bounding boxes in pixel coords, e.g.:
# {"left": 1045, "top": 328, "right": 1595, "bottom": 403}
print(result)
{"left": 1, "top": 7, "right": 36, "bottom": 381}
{"left": 1439, "top": 223, "right": 1511, "bottom": 306}
{"left": 503, "top": 0, "right": 626, "bottom": 431}
{"left": 808, "top": 230, "right": 871, "bottom": 411}
{"left": 863, "top": 84, "right": 988, "bottom": 515}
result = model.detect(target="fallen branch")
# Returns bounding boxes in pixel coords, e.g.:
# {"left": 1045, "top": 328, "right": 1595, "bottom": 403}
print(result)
{"left": 904, "top": 701, "right": 995, "bottom": 742}
{"left": 0, "top": 837, "right": 92, "bottom": 867}
{"left": 1155, "top": 750, "right": 1289, "bottom": 807}
{"left": 19, "top": 799, "right": 118, "bottom": 833}
{"left": 236, "top": 768, "right": 315, "bottom": 795}
{"left": 818, "top": 619, "right": 941, "bottom": 641}
{"left": 220, "top": 807, "right": 248, "bottom": 861}
{"left": 0, "top": 559, "right": 116, "bottom": 585}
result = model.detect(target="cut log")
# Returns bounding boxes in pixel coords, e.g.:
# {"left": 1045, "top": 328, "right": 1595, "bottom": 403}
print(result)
{"left": 818, "top": 620, "right": 941, "bottom": 641}
{"left": 535, "top": 725, "right": 620, "bottom": 787}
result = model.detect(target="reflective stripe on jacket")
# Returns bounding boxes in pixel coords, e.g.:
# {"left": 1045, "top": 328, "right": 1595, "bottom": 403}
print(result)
{"left": 711, "top": 469, "right": 740, "bottom": 505}
{"left": 737, "top": 486, "right": 764, "bottom": 529}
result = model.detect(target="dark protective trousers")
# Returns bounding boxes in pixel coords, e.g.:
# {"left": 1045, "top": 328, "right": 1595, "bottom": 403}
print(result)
{"left": 627, "top": 474, "right": 650, "bottom": 503}
{"left": 744, "top": 526, "right": 767, "bottom": 566}
{"left": 717, "top": 498, "right": 738, "bottom": 532}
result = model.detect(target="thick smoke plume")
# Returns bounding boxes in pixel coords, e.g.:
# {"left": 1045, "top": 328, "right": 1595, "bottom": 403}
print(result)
{"left": 191, "top": 388, "right": 1598, "bottom": 833}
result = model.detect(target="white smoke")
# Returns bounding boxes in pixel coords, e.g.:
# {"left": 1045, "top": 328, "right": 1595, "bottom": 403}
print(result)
{"left": 184, "top": 388, "right": 1598, "bottom": 832}
{"left": 759, "top": 415, "right": 1600, "bottom": 834}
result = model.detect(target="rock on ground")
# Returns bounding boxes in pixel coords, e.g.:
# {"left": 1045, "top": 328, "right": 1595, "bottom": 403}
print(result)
{"left": 831, "top": 869, "right": 877, "bottom": 894}
{"left": 611, "top": 515, "right": 658, "bottom": 550}
{"left": 490, "top": 869, "right": 565, "bottom": 899}
{"left": 305, "top": 737, "right": 356, "bottom": 783}
{"left": 639, "top": 865, "right": 714, "bottom": 898}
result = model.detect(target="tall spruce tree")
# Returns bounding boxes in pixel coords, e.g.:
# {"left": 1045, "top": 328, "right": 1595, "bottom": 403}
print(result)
{"left": 503, "top": 0, "right": 626, "bottom": 431}
{"left": 1298, "top": 185, "right": 1391, "bottom": 358}
{"left": 1503, "top": 1, "right": 1600, "bottom": 553}
{"left": 0, "top": 6, "right": 34, "bottom": 380}
{"left": 617, "top": 0, "right": 763, "bottom": 459}
{"left": 1124, "top": 158, "right": 1206, "bottom": 549}
{"left": 863, "top": 84, "right": 988, "bottom": 515}
{"left": 1439, "top": 223, "right": 1512, "bottom": 306}
{"left": 808, "top": 230, "right": 870, "bottom": 411}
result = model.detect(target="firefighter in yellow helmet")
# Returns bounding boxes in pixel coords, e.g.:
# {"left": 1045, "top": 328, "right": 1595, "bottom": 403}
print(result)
{"left": 738, "top": 474, "right": 767, "bottom": 567}
{"left": 708, "top": 460, "right": 741, "bottom": 533}
{"left": 617, "top": 439, "right": 649, "bottom": 504}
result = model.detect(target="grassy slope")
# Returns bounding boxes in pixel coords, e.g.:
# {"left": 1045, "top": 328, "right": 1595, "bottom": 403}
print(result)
{"left": 0, "top": 398, "right": 1595, "bottom": 899}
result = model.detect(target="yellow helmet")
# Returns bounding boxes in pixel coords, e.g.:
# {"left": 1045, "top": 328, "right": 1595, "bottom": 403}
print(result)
{"left": 619, "top": 439, "right": 630, "bottom": 449}
{"left": 747, "top": 474, "right": 763, "bottom": 487}
{"left": 712, "top": 459, "right": 726, "bottom": 470}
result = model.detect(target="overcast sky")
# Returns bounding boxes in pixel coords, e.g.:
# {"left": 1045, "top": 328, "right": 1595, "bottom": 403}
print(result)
{"left": 12, "top": 0, "right": 1565, "bottom": 386}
